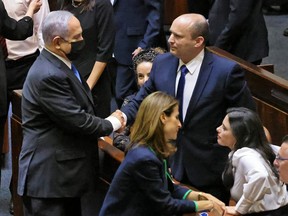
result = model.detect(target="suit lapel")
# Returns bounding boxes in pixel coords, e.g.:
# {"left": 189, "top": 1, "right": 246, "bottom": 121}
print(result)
{"left": 165, "top": 55, "right": 179, "bottom": 96}
{"left": 184, "top": 50, "right": 213, "bottom": 125}
{"left": 41, "top": 50, "right": 95, "bottom": 106}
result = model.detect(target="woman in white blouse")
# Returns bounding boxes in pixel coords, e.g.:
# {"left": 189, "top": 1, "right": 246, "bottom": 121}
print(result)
{"left": 217, "top": 107, "right": 288, "bottom": 215}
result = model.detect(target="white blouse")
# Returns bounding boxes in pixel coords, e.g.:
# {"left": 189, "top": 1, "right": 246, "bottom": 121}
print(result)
{"left": 229, "top": 147, "right": 288, "bottom": 214}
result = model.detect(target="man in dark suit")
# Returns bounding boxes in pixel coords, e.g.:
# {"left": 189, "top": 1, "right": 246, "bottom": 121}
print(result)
{"left": 0, "top": 0, "right": 41, "bottom": 182}
{"left": 208, "top": 0, "right": 269, "bottom": 65}
{"left": 18, "top": 11, "right": 124, "bottom": 216}
{"left": 121, "top": 13, "right": 256, "bottom": 204}
{"left": 188, "top": 0, "right": 211, "bottom": 18}
{"left": 112, "top": 0, "right": 166, "bottom": 107}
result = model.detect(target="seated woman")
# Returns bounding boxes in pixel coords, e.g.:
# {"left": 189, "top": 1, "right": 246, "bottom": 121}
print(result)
{"left": 113, "top": 47, "right": 165, "bottom": 150}
{"left": 217, "top": 107, "right": 288, "bottom": 215}
{"left": 100, "top": 91, "right": 223, "bottom": 215}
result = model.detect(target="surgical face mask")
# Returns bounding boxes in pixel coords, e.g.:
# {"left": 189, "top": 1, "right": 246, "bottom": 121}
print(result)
{"left": 65, "top": 39, "right": 85, "bottom": 60}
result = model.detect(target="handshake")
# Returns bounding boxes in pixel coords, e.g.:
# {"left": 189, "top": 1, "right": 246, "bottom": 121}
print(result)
{"left": 107, "top": 109, "right": 126, "bottom": 132}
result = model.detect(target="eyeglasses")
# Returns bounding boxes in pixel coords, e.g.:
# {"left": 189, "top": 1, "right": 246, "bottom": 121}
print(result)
{"left": 275, "top": 154, "right": 288, "bottom": 162}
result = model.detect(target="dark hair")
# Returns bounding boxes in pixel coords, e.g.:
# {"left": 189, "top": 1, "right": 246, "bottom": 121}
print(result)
{"left": 190, "top": 18, "right": 209, "bottom": 45}
{"left": 132, "top": 47, "right": 166, "bottom": 72}
{"left": 60, "top": 0, "right": 96, "bottom": 13}
{"left": 222, "top": 107, "right": 279, "bottom": 189}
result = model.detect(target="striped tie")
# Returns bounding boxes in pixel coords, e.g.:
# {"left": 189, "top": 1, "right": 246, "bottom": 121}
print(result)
{"left": 0, "top": 36, "right": 8, "bottom": 59}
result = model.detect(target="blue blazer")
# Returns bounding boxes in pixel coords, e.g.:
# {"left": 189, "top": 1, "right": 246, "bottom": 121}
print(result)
{"left": 100, "top": 145, "right": 196, "bottom": 215}
{"left": 122, "top": 50, "right": 256, "bottom": 191}
{"left": 113, "top": 0, "right": 164, "bottom": 65}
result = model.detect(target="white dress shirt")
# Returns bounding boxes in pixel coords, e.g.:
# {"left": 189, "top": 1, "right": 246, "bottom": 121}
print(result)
{"left": 230, "top": 147, "right": 288, "bottom": 214}
{"left": 175, "top": 49, "right": 204, "bottom": 120}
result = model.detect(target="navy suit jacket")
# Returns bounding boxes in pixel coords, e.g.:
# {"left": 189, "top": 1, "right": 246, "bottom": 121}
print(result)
{"left": 18, "top": 49, "right": 113, "bottom": 197}
{"left": 113, "top": 0, "right": 164, "bottom": 65}
{"left": 100, "top": 145, "right": 196, "bottom": 215}
{"left": 122, "top": 49, "right": 256, "bottom": 191}
{"left": 208, "top": 0, "right": 269, "bottom": 63}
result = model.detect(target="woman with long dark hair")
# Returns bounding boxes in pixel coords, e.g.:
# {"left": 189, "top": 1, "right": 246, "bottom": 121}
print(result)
{"left": 217, "top": 107, "right": 288, "bottom": 215}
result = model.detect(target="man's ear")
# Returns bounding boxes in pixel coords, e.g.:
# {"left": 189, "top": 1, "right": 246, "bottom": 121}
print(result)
{"left": 53, "top": 36, "right": 62, "bottom": 49}
{"left": 194, "top": 36, "right": 204, "bottom": 47}
{"left": 160, "top": 113, "right": 166, "bottom": 124}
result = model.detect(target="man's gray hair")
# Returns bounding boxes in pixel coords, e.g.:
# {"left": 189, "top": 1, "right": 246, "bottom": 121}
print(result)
{"left": 42, "top": 11, "right": 74, "bottom": 45}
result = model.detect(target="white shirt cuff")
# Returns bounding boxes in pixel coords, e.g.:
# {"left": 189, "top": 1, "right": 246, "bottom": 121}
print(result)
{"left": 105, "top": 115, "right": 121, "bottom": 131}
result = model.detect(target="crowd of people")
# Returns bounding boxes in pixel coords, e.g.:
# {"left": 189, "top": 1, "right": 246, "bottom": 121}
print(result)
{"left": 1, "top": 0, "right": 288, "bottom": 216}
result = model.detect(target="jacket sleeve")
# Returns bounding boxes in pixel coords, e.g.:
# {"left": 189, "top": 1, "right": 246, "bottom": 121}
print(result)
{"left": 134, "top": 158, "right": 196, "bottom": 214}
{"left": 214, "top": 0, "right": 256, "bottom": 50}
{"left": 38, "top": 74, "right": 113, "bottom": 137}
{"left": 0, "top": 1, "right": 33, "bottom": 40}
{"left": 137, "top": 0, "right": 163, "bottom": 49}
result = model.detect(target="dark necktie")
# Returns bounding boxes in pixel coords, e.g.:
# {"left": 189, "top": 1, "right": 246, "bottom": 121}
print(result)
{"left": 71, "top": 64, "right": 82, "bottom": 83}
{"left": 0, "top": 35, "right": 8, "bottom": 59}
{"left": 176, "top": 65, "right": 189, "bottom": 122}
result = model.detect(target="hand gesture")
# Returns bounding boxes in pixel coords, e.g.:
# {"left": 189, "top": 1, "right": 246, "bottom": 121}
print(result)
{"left": 26, "top": 0, "right": 42, "bottom": 16}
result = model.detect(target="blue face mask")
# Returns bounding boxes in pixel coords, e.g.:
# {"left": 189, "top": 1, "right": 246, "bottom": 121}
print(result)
{"left": 66, "top": 39, "right": 85, "bottom": 60}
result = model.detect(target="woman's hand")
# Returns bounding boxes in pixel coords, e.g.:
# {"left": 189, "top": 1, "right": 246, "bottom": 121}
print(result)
{"left": 225, "top": 206, "right": 241, "bottom": 215}
{"left": 199, "top": 192, "right": 225, "bottom": 208}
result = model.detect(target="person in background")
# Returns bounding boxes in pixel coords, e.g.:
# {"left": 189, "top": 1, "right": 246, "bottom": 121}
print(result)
{"left": 17, "top": 11, "right": 124, "bottom": 216}
{"left": 113, "top": 47, "right": 165, "bottom": 151}
{"left": 59, "top": 0, "right": 115, "bottom": 118}
{"left": 208, "top": 0, "right": 269, "bottom": 65}
{"left": 0, "top": 0, "right": 42, "bottom": 185}
{"left": 100, "top": 91, "right": 224, "bottom": 216}
{"left": 112, "top": 0, "right": 166, "bottom": 108}
{"left": 187, "top": 0, "right": 211, "bottom": 18}
{"left": 274, "top": 135, "right": 288, "bottom": 184}
{"left": 218, "top": 107, "right": 288, "bottom": 215}
{"left": 3, "top": 0, "right": 50, "bottom": 96}
{"left": 120, "top": 13, "right": 256, "bottom": 204}
{"left": 2, "top": 1, "right": 50, "bottom": 212}
{"left": 3, "top": 0, "right": 49, "bottom": 91}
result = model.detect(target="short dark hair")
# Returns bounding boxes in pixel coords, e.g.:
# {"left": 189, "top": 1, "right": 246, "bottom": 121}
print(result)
{"left": 132, "top": 47, "right": 166, "bottom": 72}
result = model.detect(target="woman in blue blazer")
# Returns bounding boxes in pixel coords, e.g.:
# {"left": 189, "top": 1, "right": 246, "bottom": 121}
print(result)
{"left": 100, "top": 91, "right": 224, "bottom": 215}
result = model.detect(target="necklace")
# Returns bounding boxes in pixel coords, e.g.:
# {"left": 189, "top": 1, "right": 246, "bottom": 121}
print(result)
{"left": 72, "top": 0, "right": 85, "bottom": 8}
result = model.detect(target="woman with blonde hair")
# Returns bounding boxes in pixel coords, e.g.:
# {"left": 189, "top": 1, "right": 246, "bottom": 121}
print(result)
{"left": 100, "top": 91, "right": 223, "bottom": 215}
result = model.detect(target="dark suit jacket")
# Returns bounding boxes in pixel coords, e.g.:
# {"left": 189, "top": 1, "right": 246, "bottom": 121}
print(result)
{"left": 208, "top": 0, "right": 269, "bottom": 63}
{"left": 100, "top": 145, "right": 196, "bottom": 216}
{"left": 113, "top": 0, "right": 165, "bottom": 65}
{"left": 18, "top": 49, "right": 113, "bottom": 197}
{"left": 0, "top": 0, "right": 33, "bottom": 116}
{"left": 122, "top": 50, "right": 256, "bottom": 193}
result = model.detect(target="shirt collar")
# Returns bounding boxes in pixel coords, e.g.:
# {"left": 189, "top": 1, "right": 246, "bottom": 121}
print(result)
{"left": 44, "top": 47, "right": 72, "bottom": 69}
{"left": 177, "top": 49, "right": 205, "bottom": 74}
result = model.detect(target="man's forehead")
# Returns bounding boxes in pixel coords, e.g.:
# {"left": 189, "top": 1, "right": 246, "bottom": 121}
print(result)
{"left": 280, "top": 142, "right": 288, "bottom": 156}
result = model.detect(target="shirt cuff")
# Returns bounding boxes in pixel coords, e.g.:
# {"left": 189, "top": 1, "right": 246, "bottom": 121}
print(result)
{"left": 105, "top": 116, "right": 121, "bottom": 131}
{"left": 194, "top": 201, "right": 198, "bottom": 212}
{"left": 182, "top": 189, "right": 192, "bottom": 200}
